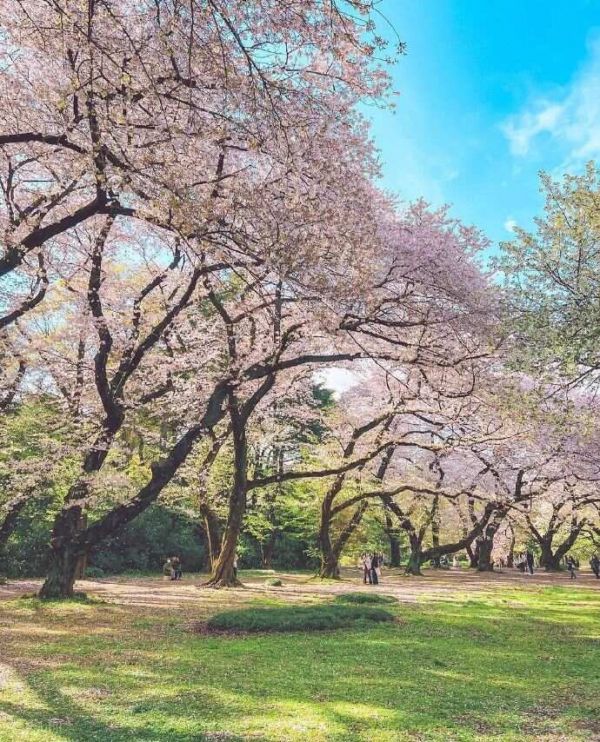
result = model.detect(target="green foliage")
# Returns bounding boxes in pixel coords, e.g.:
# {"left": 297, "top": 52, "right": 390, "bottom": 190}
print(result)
{"left": 84, "top": 566, "right": 106, "bottom": 579}
{"left": 334, "top": 592, "right": 397, "bottom": 605}
{"left": 4, "top": 503, "right": 204, "bottom": 577}
{"left": 206, "top": 603, "right": 394, "bottom": 633}
{"left": 89, "top": 505, "right": 204, "bottom": 574}
{"left": 497, "top": 162, "right": 600, "bottom": 379}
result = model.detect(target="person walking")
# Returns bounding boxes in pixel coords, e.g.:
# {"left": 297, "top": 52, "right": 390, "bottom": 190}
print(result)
{"left": 589, "top": 554, "right": 600, "bottom": 579}
{"left": 566, "top": 556, "right": 577, "bottom": 579}
{"left": 526, "top": 550, "right": 535, "bottom": 575}
{"left": 162, "top": 557, "right": 173, "bottom": 581}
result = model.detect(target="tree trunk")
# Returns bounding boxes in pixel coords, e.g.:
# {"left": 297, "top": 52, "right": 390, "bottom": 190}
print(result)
{"left": 39, "top": 542, "right": 82, "bottom": 599}
{"left": 205, "top": 402, "right": 247, "bottom": 588}
{"left": 538, "top": 541, "right": 560, "bottom": 570}
{"left": 430, "top": 496, "right": 441, "bottom": 567}
{"left": 389, "top": 532, "right": 401, "bottom": 567}
{"left": 319, "top": 501, "right": 367, "bottom": 579}
{"left": 477, "top": 537, "right": 494, "bottom": 572}
{"left": 506, "top": 531, "right": 516, "bottom": 568}
{"left": 476, "top": 508, "right": 506, "bottom": 572}
{"left": 39, "top": 502, "right": 85, "bottom": 598}
{"left": 199, "top": 502, "right": 222, "bottom": 570}
{"left": 319, "top": 548, "right": 341, "bottom": 579}
{"left": 383, "top": 508, "right": 401, "bottom": 566}
{"left": 405, "top": 550, "right": 422, "bottom": 576}
{"left": 404, "top": 533, "right": 423, "bottom": 575}
{"left": 318, "top": 497, "right": 339, "bottom": 578}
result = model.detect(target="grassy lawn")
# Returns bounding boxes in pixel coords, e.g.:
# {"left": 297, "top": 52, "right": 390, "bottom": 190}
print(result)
{"left": 0, "top": 571, "right": 599, "bottom": 741}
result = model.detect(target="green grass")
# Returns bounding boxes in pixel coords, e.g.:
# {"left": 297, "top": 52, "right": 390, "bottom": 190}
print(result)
{"left": 206, "top": 603, "right": 395, "bottom": 633}
{"left": 333, "top": 592, "right": 397, "bottom": 605}
{"left": 0, "top": 577, "right": 599, "bottom": 740}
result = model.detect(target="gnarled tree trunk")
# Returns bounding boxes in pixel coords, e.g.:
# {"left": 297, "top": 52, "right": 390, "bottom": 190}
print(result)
{"left": 200, "top": 501, "right": 222, "bottom": 571}
{"left": 205, "top": 403, "right": 247, "bottom": 588}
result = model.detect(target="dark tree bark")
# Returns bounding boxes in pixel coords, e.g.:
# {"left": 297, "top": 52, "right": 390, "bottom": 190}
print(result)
{"left": 430, "top": 496, "right": 441, "bottom": 568}
{"left": 506, "top": 524, "right": 516, "bottom": 568}
{"left": 526, "top": 506, "right": 586, "bottom": 572}
{"left": 384, "top": 509, "right": 401, "bottom": 567}
{"left": 205, "top": 395, "right": 247, "bottom": 588}
{"left": 319, "top": 501, "right": 368, "bottom": 578}
{"left": 199, "top": 501, "right": 222, "bottom": 571}
{"left": 476, "top": 507, "right": 507, "bottom": 572}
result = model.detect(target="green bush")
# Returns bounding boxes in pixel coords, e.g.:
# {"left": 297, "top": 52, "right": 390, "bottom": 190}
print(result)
{"left": 206, "top": 603, "right": 394, "bottom": 633}
{"left": 84, "top": 566, "right": 105, "bottom": 579}
{"left": 334, "top": 592, "right": 397, "bottom": 605}
{"left": 265, "top": 578, "right": 282, "bottom": 586}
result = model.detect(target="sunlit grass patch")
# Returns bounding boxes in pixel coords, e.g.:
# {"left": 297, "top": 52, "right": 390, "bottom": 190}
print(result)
{"left": 0, "top": 574, "right": 599, "bottom": 741}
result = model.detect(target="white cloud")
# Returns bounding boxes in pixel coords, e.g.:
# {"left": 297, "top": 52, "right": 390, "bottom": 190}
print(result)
{"left": 503, "top": 103, "right": 564, "bottom": 156}
{"left": 502, "top": 34, "right": 600, "bottom": 167}
{"left": 504, "top": 217, "right": 517, "bottom": 233}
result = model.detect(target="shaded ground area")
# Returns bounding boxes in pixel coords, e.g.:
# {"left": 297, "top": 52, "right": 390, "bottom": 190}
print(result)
{"left": 1, "top": 569, "right": 599, "bottom": 741}
{"left": 3, "top": 567, "right": 597, "bottom": 609}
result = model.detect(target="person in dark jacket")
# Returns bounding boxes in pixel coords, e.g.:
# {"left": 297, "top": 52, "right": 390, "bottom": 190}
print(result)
{"left": 566, "top": 556, "right": 577, "bottom": 579}
{"left": 371, "top": 553, "right": 379, "bottom": 585}
{"left": 525, "top": 550, "right": 535, "bottom": 575}
{"left": 590, "top": 554, "right": 600, "bottom": 578}
{"left": 171, "top": 555, "right": 182, "bottom": 580}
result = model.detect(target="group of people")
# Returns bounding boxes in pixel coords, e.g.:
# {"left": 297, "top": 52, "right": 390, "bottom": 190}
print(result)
{"left": 506, "top": 551, "right": 600, "bottom": 580}
{"left": 360, "top": 553, "right": 384, "bottom": 585}
{"left": 162, "top": 556, "right": 183, "bottom": 581}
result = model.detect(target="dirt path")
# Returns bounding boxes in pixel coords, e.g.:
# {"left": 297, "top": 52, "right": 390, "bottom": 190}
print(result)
{"left": 2, "top": 568, "right": 598, "bottom": 610}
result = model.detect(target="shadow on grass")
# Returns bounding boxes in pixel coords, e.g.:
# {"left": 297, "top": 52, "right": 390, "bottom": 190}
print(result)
{"left": 1, "top": 588, "right": 599, "bottom": 741}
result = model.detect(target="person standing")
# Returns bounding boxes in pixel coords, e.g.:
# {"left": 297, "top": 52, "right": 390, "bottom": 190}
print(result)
{"left": 526, "top": 550, "right": 535, "bottom": 575}
{"left": 371, "top": 553, "right": 379, "bottom": 585}
{"left": 590, "top": 554, "right": 600, "bottom": 579}
{"left": 566, "top": 556, "right": 577, "bottom": 579}
{"left": 362, "top": 553, "right": 372, "bottom": 585}
{"left": 162, "top": 557, "right": 173, "bottom": 581}
{"left": 172, "top": 555, "right": 182, "bottom": 580}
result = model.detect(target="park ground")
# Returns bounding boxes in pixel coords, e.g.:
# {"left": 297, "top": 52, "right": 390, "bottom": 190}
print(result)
{"left": 0, "top": 569, "right": 599, "bottom": 741}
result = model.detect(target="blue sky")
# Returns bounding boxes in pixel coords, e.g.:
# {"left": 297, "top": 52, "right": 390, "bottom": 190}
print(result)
{"left": 368, "top": 0, "right": 600, "bottom": 253}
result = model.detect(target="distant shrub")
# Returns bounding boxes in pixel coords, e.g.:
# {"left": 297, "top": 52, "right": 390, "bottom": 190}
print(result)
{"left": 84, "top": 566, "right": 105, "bottom": 579}
{"left": 265, "top": 578, "right": 282, "bottom": 586}
{"left": 334, "top": 593, "right": 397, "bottom": 605}
{"left": 0, "top": 574, "right": 7, "bottom": 585}
{"left": 206, "top": 604, "right": 394, "bottom": 633}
